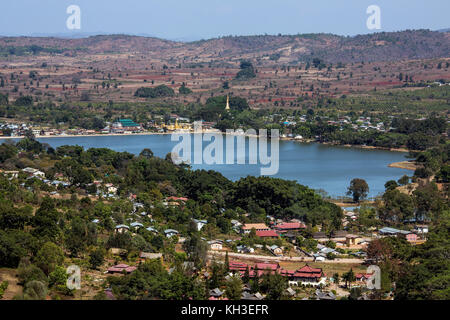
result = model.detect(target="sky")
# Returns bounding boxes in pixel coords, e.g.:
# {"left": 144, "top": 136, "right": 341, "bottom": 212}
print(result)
{"left": 0, "top": 0, "right": 449, "bottom": 41}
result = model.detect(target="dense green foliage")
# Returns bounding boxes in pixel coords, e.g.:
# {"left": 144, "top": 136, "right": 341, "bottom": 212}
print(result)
{"left": 134, "top": 85, "right": 175, "bottom": 98}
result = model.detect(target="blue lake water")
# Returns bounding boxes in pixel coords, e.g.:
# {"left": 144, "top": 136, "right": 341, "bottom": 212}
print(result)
{"left": 1, "top": 134, "right": 411, "bottom": 198}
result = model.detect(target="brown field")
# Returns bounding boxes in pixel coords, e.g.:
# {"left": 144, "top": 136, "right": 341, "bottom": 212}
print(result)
{"left": 0, "top": 268, "right": 21, "bottom": 300}
{"left": 0, "top": 33, "right": 448, "bottom": 108}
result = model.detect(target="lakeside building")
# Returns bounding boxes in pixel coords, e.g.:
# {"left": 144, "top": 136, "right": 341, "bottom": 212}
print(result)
{"left": 112, "top": 119, "right": 142, "bottom": 133}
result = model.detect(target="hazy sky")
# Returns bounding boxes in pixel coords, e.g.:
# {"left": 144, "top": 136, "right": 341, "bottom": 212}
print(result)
{"left": 1, "top": 0, "right": 448, "bottom": 40}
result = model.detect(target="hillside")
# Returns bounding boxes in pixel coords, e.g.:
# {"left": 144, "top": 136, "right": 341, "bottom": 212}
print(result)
{"left": 0, "top": 29, "right": 449, "bottom": 63}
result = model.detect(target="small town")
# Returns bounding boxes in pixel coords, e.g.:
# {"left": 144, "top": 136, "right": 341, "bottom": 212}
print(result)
{"left": 0, "top": 157, "right": 433, "bottom": 300}
{"left": 0, "top": 1, "right": 448, "bottom": 312}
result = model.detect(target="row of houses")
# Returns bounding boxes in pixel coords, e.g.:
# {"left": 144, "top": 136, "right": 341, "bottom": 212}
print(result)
{"left": 241, "top": 221, "right": 306, "bottom": 237}
{"left": 378, "top": 227, "right": 421, "bottom": 243}
{"left": 229, "top": 261, "right": 327, "bottom": 287}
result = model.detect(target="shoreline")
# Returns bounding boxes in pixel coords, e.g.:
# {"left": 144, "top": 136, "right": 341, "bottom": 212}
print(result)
{"left": 388, "top": 161, "right": 418, "bottom": 171}
{"left": 0, "top": 132, "right": 411, "bottom": 153}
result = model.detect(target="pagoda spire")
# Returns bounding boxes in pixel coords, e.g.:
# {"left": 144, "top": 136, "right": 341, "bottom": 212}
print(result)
{"left": 225, "top": 95, "right": 230, "bottom": 111}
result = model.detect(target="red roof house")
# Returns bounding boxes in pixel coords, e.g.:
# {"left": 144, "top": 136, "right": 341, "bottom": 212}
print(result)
{"left": 255, "top": 230, "right": 279, "bottom": 238}
{"left": 274, "top": 222, "right": 306, "bottom": 232}
{"left": 292, "top": 265, "right": 324, "bottom": 282}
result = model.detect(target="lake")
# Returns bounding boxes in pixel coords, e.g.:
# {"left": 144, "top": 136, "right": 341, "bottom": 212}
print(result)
{"left": 1, "top": 134, "right": 410, "bottom": 198}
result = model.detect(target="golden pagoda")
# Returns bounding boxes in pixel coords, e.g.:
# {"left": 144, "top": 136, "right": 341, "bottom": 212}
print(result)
{"left": 225, "top": 95, "right": 230, "bottom": 111}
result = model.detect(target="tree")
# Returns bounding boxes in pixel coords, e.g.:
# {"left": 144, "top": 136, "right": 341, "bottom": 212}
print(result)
{"left": 65, "top": 217, "right": 88, "bottom": 256}
{"left": 397, "top": 175, "right": 409, "bottom": 186}
{"left": 134, "top": 85, "right": 174, "bottom": 98}
{"left": 366, "top": 239, "right": 392, "bottom": 264}
{"left": 260, "top": 273, "right": 287, "bottom": 300}
{"left": 209, "top": 261, "right": 225, "bottom": 289}
{"left": 35, "top": 242, "right": 64, "bottom": 275}
{"left": 89, "top": 248, "right": 105, "bottom": 270}
{"left": 333, "top": 273, "right": 340, "bottom": 285}
{"left": 179, "top": 84, "right": 192, "bottom": 94}
{"left": 225, "top": 275, "right": 243, "bottom": 300}
{"left": 243, "top": 266, "right": 250, "bottom": 284}
{"left": 380, "top": 189, "right": 415, "bottom": 222}
{"left": 384, "top": 180, "right": 398, "bottom": 191}
{"left": 349, "top": 287, "right": 362, "bottom": 300}
{"left": 48, "top": 265, "right": 68, "bottom": 288}
{"left": 347, "top": 178, "right": 369, "bottom": 202}
{"left": 224, "top": 251, "right": 230, "bottom": 273}
{"left": 139, "top": 148, "right": 154, "bottom": 159}
{"left": 32, "top": 198, "right": 61, "bottom": 240}
{"left": 342, "top": 268, "right": 355, "bottom": 289}
{"left": 183, "top": 234, "right": 208, "bottom": 269}
{"left": 235, "top": 60, "right": 256, "bottom": 80}
{"left": 14, "top": 95, "right": 33, "bottom": 106}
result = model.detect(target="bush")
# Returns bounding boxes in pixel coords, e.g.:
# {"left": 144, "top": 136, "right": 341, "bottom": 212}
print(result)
{"left": 134, "top": 85, "right": 174, "bottom": 98}
{"left": 18, "top": 263, "right": 48, "bottom": 285}
{"left": 0, "top": 281, "right": 8, "bottom": 299}
{"left": 22, "top": 280, "right": 48, "bottom": 300}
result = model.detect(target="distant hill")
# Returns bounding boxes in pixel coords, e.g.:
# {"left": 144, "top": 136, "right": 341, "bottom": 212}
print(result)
{"left": 0, "top": 29, "right": 448, "bottom": 63}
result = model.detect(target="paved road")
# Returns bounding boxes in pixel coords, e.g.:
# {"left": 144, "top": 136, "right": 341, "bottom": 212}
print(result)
{"left": 208, "top": 251, "right": 363, "bottom": 264}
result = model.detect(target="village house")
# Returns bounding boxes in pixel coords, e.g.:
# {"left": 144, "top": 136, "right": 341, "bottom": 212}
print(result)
{"left": 208, "top": 240, "right": 223, "bottom": 251}
{"left": 139, "top": 252, "right": 163, "bottom": 262}
{"left": 313, "top": 232, "right": 328, "bottom": 242}
{"left": 146, "top": 226, "right": 158, "bottom": 233}
{"left": 355, "top": 273, "right": 374, "bottom": 282}
{"left": 379, "top": 227, "right": 418, "bottom": 243}
{"left": 241, "top": 292, "right": 264, "bottom": 300}
{"left": 229, "top": 261, "right": 249, "bottom": 274}
{"left": 414, "top": 225, "right": 429, "bottom": 234}
{"left": 209, "top": 288, "right": 225, "bottom": 299}
{"left": 114, "top": 224, "right": 130, "bottom": 234}
{"left": 107, "top": 264, "right": 137, "bottom": 274}
{"left": 241, "top": 223, "right": 270, "bottom": 234}
{"left": 192, "top": 218, "right": 208, "bottom": 231}
{"left": 345, "top": 234, "right": 361, "bottom": 246}
{"left": 0, "top": 170, "right": 19, "bottom": 179}
{"left": 274, "top": 222, "right": 306, "bottom": 233}
{"left": 130, "top": 222, "right": 144, "bottom": 229}
{"left": 315, "top": 289, "right": 336, "bottom": 300}
{"left": 255, "top": 229, "right": 279, "bottom": 238}
{"left": 23, "top": 167, "right": 45, "bottom": 178}
{"left": 104, "top": 183, "right": 117, "bottom": 194}
{"left": 112, "top": 119, "right": 142, "bottom": 133}
{"left": 330, "top": 230, "right": 348, "bottom": 242}
{"left": 164, "top": 229, "right": 179, "bottom": 238}
{"left": 269, "top": 245, "right": 283, "bottom": 256}
{"left": 230, "top": 220, "right": 242, "bottom": 232}
{"left": 287, "top": 265, "right": 326, "bottom": 287}
{"left": 236, "top": 245, "right": 254, "bottom": 254}
{"left": 253, "top": 262, "right": 280, "bottom": 277}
